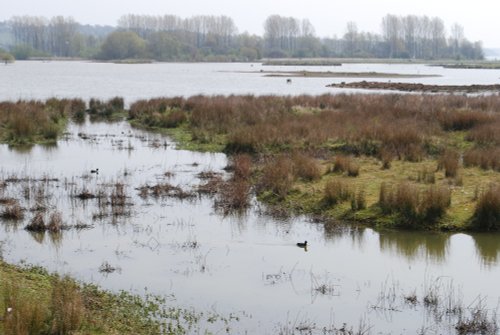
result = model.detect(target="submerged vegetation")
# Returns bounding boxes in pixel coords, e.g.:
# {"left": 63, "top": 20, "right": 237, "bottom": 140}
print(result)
{"left": 127, "top": 93, "right": 500, "bottom": 231}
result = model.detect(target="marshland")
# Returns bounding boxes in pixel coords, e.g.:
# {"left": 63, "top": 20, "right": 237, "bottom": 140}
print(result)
{"left": 1, "top": 61, "right": 500, "bottom": 334}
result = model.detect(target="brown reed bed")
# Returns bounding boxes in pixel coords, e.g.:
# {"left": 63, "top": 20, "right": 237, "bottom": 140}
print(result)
{"left": 127, "top": 93, "right": 500, "bottom": 230}
{"left": 128, "top": 94, "right": 500, "bottom": 162}
{"left": 0, "top": 99, "right": 85, "bottom": 145}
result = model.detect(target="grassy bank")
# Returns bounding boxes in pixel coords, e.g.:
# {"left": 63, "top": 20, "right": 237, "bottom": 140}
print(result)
{"left": 127, "top": 94, "right": 500, "bottom": 231}
{"left": 0, "top": 260, "right": 200, "bottom": 334}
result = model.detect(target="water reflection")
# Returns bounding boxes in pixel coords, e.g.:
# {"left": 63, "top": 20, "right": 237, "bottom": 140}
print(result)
{"left": 471, "top": 233, "right": 500, "bottom": 267}
{"left": 378, "top": 230, "right": 451, "bottom": 262}
{"left": 8, "top": 143, "right": 34, "bottom": 153}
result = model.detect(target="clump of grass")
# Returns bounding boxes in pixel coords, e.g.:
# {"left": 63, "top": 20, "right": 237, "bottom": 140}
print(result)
{"left": 379, "top": 182, "right": 451, "bottom": 227}
{"left": 292, "top": 152, "right": 321, "bottom": 181}
{"left": 99, "top": 261, "right": 118, "bottom": 274}
{"left": 421, "top": 185, "right": 452, "bottom": 222}
{"left": 47, "top": 211, "right": 63, "bottom": 232}
{"left": 331, "top": 155, "right": 360, "bottom": 177}
{"left": 231, "top": 154, "right": 253, "bottom": 180}
{"left": 472, "top": 183, "right": 500, "bottom": 231}
{"left": 332, "top": 155, "right": 351, "bottom": 173}
{"left": 216, "top": 154, "right": 253, "bottom": 212}
{"left": 258, "top": 156, "right": 295, "bottom": 199}
{"left": 25, "top": 212, "right": 46, "bottom": 232}
{"left": 50, "top": 275, "right": 85, "bottom": 334}
{"left": 438, "top": 109, "right": 491, "bottom": 131}
{"left": 88, "top": 97, "right": 125, "bottom": 121}
{"left": 379, "top": 147, "right": 393, "bottom": 170}
{"left": 75, "top": 189, "right": 97, "bottom": 200}
{"left": 351, "top": 189, "right": 367, "bottom": 211}
{"left": 438, "top": 149, "right": 460, "bottom": 178}
{"left": 2, "top": 282, "right": 48, "bottom": 334}
{"left": 467, "top": 122, "right": 500, "bottom": 145}
{"left": 25, "top": 211, "right": 64, "bottom": 232}
{"left": 0, "top": 203, "right": 24, "bottom": 220}
{"left": 464, "top": 148, "right": 500, "bottom": 171}
{"left": 139, "top": 183, "right": 194, "bottom": 200}
{"left": 416, "top": 167, "right": 436, "bottom": 184}
{"left": 0, "top": 99, "right": 83, "bottom": 145}
{"left": 323, "top": 180, "right": 352, "bottom": 207}
{"left": 455, "top": 303, "right": 498, "bottom": 335}
{"left": 197, "top": 176, "right": 223, "bottom": 195}
{"left": 216, "top": 178, "right": 251, "bottom": 213}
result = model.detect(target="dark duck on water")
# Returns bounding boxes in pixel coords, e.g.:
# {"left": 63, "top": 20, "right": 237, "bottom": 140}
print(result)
{"left": 296, "top": 241, "right": 307, "bottom": 248}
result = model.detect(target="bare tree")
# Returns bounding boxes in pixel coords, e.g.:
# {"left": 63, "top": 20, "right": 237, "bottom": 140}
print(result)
{"left": 450, "top": 23, "right": 464, "bottom": 58}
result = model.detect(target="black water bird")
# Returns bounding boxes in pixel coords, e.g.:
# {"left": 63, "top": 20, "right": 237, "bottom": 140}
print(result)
{"left": 296, "top": 241, "right": 307, "bottom": 248}
{"left": 91, "top": 168, "right": 99, "bottom": 174}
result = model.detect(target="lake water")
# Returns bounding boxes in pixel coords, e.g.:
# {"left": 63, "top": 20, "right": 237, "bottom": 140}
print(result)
{"left": 1, "top": 61, "right": 500, "bottom": 334}
{"left": 1, "top": 61, "right": 500, "bottom": 103}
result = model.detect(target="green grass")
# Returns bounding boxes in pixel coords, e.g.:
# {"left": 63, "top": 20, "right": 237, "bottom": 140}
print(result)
{"left": 0, "top": 260, "right": 229, "bottom": 334}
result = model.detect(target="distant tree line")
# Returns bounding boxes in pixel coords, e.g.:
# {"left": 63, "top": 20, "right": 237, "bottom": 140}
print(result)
{"left": 0, "top": 13, "right": 484, "bottom": 61}
{"left": 6, "top": 16, "right": 112, "bottom": 59}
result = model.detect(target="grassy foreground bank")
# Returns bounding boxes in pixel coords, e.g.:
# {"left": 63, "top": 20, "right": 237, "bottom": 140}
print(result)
{"left": 0, "top": 260, "right": 218, "bottom": 334}
{"left": 127, "top": 94, "right": 500, "bottom": 231}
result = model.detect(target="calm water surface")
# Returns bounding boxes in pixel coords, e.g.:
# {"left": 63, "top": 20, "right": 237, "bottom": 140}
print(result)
{"left": 1, "top": 61, "right": 500, "bottom": 103}
{"left": 0, "top": 62, "right": 500, "bottom": 334}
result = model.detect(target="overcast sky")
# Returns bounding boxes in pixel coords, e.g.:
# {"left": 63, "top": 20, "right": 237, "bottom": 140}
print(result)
{"left": 2, "top": 0, "right": 499, "bottom": 47}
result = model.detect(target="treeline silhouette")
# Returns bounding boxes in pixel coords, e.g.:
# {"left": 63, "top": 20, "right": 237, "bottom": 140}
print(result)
{"left": 0, "top": 13, "right": 483, "bottom": 61}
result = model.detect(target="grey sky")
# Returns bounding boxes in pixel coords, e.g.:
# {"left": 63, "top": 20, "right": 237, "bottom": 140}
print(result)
{"left": 3, "top": 0, "right": 499, "bottom": 47}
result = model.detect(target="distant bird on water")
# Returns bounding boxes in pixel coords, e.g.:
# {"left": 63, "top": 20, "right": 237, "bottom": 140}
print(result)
{"left": 296, "top": 241, "right": 307, "bottom": 248}
{"left": 91, "top": 168, "right": 99, "bottom": 174}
